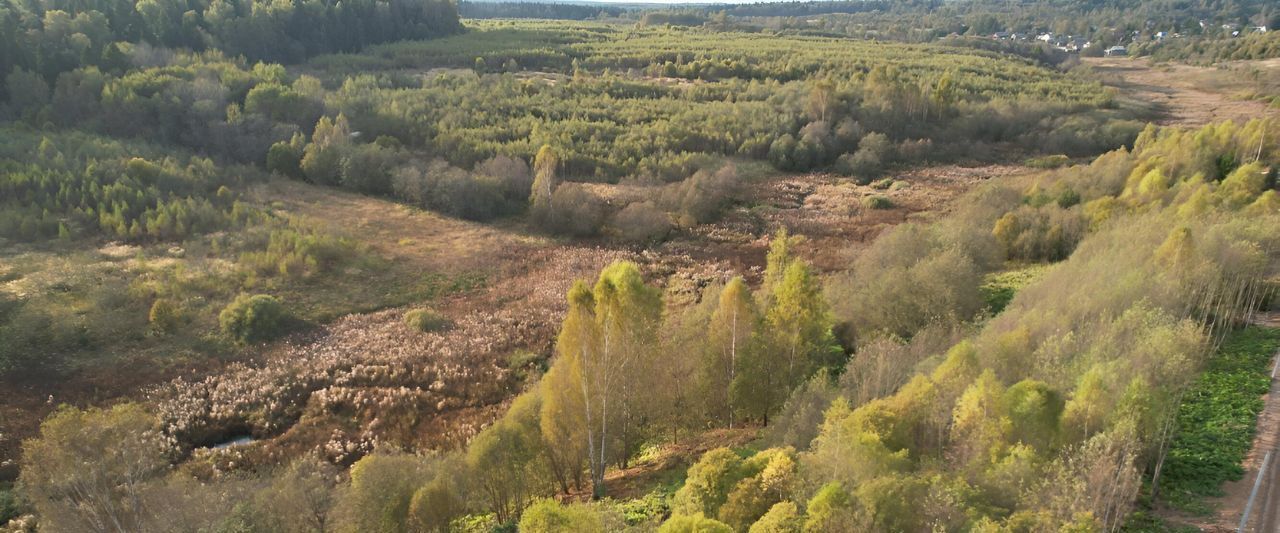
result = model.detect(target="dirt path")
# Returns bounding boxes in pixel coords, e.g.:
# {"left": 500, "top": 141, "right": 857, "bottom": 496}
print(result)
{"left": 1086, "top": 57, "right": 1278, "bottom": 128}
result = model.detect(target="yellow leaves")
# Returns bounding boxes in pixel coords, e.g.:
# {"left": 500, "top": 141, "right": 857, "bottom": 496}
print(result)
{"left": 1133, "top": 167, "right": 1169, "bottom": 201}
{"left": 1081, "top": 196, "right": 1122, "bottom": 230}
{"left": 1217, "top": 161, "right": 1268, "bottom": 208}
{"left": 931, "top": 340, "right": 980, "bottom": 402}
{"left": 530, "top": 144, "right": 559, "bottom": 209}
{"left": 1174, "top": 182, "right": 1214, "bottom": 219}
{"left": 758, "top": 452, "right": 797, "bottom": 498}
{"left": 1154, "top": 226, "right": 1196, "bottom": 270}
{"left": 1061, "top": 365, "right": 1111, "bottom": 443}
{"left": 992, "top": 211, "right": 1020, "bottom": 251}
{"left": 1243, "top": 189, "right": 1280, "bottom": 216}
{"left": 950, "top": 370, "right": 1011, "bottom": 466}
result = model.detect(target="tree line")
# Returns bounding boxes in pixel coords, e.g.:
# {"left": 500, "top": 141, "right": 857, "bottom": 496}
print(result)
{"left": 0, "top": 0, "right": 461, "bottom": 103}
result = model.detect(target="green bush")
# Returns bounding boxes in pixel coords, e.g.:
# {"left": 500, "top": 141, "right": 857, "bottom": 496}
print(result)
{"left": 148, "top": 299, "right": 181, "bottom": 334}
{"left": 870, "top": 178, "right": 894, "bottom": 190}
{"left": 0, "top": 484, "right": 19, "bottom": 524}
{"left": 219, "top": 294, "right": 287, "bottom": 344}
{"left": 862, "top": 195, "right": 894, "bottom": 209}
{"left": 404, "top": 308, "right": 450, "bottom": 333}
{"left": 1025, "top": 154, "right": 1071, "bottom": 169}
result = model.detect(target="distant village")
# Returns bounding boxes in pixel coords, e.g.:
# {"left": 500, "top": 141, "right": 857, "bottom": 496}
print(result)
{"left": 984, "top": 21, "right": 1270, "bottom": 56}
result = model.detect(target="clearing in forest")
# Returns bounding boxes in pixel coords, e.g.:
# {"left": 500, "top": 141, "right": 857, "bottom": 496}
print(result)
{"left": 1087, "top": 57, "right": 1279, "bottom": 128}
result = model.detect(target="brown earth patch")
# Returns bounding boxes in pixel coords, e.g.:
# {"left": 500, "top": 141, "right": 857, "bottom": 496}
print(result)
{"left": 1086, "top": 57, "right": 1279, "bottom": 128}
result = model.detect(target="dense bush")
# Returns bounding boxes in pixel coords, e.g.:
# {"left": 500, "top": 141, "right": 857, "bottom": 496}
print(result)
{"left": 391, "top": 158, "right": 527, "bottom": 221}
{"left": 661, "top": 164, "right": 741, "bottom": 226}
{"left": 610, "top": 201, "right": 673, "bottom": 243}
{"left": 404, "top": 308, "right": 450, "bottom": 333}
{"left": 542, "top": 184, "right": 607, "bottom": 237}
{"left": 218, "top": 294, "right": 287, "bottom": 344}
{"left": 148, "top": 299, "right": 182, "bottom": 334}
{"left": 835, "top": 132, "right": 892, "bottom": 180}
{"left": 861, "top": 195, "right": 894, "bottom": 209}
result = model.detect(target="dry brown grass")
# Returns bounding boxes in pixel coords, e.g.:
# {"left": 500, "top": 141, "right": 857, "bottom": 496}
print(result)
{"left": 4, "top": 163, "right": 998, "bottom": 478}
{"left": 1086, "top": 57, "right": 1279, "bottom": 128}
{"left": 660, "top": 164, "right": 1030, "bottom": 274}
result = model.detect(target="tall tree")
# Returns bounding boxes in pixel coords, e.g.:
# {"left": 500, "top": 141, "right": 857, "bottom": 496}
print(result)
{"left": 543, "top": 261, "right": 661, "bottom": 499}
{"left": 530, "top": 144, "right": 559, "bottom": 221}
{"left": 540, "top": 350, "right": 589, "bottom": 493}
{"left": 703, "top": 276, "right": 758, "bottom": 427}
{"left": 762, "top": 228, "right": 798, "bottom": 300}
{"left": 764, "top": 259, "right": 839, "bottom": 389}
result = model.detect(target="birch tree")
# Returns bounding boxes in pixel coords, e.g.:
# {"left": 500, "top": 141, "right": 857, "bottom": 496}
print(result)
{"left": 703, "top": 277, "right": 758, "bottom": 428}
{"left": 543, "top": 261, "right": 660, "bottom": 499}
{"left": 530, "top": 144, "right": 559, "bottom": 221}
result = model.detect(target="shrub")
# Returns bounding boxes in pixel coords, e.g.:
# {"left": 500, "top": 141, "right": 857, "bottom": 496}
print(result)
{"left": 862, "top": 196, "right": 894, "bottom": 209}
{"left": 663, "top": 164, "right": 740, "bottom": 226}
{"left": 0, "top": 484, "right": 19, "bottom": 524}
{"left": 267, "top": 142, "right": 304, "bottom": 178}
{"left": 474, "top": 154, "right": 533, "bottom": 203}
{"left": 392, "top": 160, "right": 511, "bottom": 221}
{"left": 518, "top": 499, "right": 621, "bottom": 532}
{"left": 544, "top": 183, "right": 607, "bottom": 237}
{"left": 658, "top": 514, "right": 734, "bottom": 533}
{"left": 404, "top": 308, "right": 450, "bottom": 333}
{"left": 148, "top": 299, "right": 181, "bottom": 334}
{"left": 1025, "top": 154, "right": 1070, "bottom": 169}
{"left": 219, "top": 294, "right": 287, "bottom": 344}
{"left": 612, "top": 201, "right": 673, "bottom": 243}
{"left": 836, "top": 132, "right": 892, "bottom": 180}
{"left": 673, "top": 448, "right": 746, "bottom": 517}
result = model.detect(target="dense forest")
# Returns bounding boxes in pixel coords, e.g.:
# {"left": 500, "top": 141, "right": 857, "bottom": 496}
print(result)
{"left": 0, "top": 0, "right": 460, "bottom": 95}
{"left": 2, "top": 0, "right": 1280, "bottom": 531}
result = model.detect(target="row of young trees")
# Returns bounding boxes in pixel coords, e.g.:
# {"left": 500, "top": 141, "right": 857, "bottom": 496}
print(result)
{"left": 0, "top": 128, "right": 253, "bottom": 243}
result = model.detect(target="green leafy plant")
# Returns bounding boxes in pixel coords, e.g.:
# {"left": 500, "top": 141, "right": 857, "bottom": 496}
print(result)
{"left": 219, "top": 294, "right": 287, "bottom": 345}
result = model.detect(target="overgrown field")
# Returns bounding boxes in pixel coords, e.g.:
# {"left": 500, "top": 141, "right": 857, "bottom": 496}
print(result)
{"left": 1159, "top": 326, "right": 1280, "bottom": 513}
{"left": 300, "top": 20, "right": 1138, "bottom": 182}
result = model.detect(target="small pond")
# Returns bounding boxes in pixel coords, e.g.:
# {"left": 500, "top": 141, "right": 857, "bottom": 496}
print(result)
{"left": 209, "top": 435, "right": 255, "bottom": 449}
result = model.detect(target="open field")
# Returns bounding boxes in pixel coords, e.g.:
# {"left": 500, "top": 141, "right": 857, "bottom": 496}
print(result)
{"left": 1087, "top": 57, "right": 1280, "bottom": 128}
